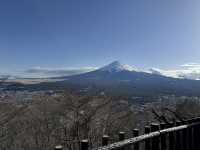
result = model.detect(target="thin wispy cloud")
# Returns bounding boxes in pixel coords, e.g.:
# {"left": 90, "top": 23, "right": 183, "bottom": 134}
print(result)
{"left": 22, "top": 67, "right": 98, "bottom": 78}
{"left": 181, "top": 63, "right": 200, "bottom": 68}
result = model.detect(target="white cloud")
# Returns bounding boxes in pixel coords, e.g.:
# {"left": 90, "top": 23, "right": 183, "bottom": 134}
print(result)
{"left": 21, "top": 67, "right": 98, "bottom": 78}
{"left": 149, "top": 63, "right": 200, "bottom": 80}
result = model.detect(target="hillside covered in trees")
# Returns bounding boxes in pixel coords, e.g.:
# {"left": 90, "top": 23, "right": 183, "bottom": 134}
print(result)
{"left": 0, "top": 90, "right": 199, "bottom": 150}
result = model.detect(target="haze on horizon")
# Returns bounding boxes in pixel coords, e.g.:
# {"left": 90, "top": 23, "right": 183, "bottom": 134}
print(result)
{"left": 0, "top": 0, "right": 200, "bottom": 73}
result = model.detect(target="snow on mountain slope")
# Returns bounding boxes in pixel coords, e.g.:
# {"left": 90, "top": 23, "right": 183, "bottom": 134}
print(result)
{"left": 147, "top": 68, "right": 179, "bottom": 78}
{"left": 99, "top": 61, "right": 136, "bottom": 72}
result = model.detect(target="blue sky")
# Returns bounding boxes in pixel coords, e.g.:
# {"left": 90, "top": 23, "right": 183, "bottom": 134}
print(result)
{"left": 1, "top": 0, "right": 200, "bottom": 74}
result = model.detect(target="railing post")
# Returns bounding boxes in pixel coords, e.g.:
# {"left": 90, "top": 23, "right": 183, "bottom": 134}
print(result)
{"left": 168, "top": 122, "right": 175, "bottom": 150}
{"left": 133, "top": 129, "right": 139, "bottom": 150}
{"left": 193, "top": 118, "right": 200, "bottom": 150}
{"left": 182, "top": 120, "right": 188, "bottom": 150}
{"left": 81, "top": 140, "right": 89, "bottom": 150}
{"left": 54, "top": 145, "right": 63, "bottom": 150}
{"left": 102, "top": 135, "right": 109, "bottom": 146}
{"left": 144, "top": 126, "right": 151, "bottom": 150}
{"left": 175, "top": 121, "right": 182, "bottom": 150}
{"left": 196, "top": 118, "right": 200, "bottom": 150}
{"left": 188, "top": 119, "right": 194, "bottom": 150}
{"left": 160, "top": 123, "right": 167, "bottom": 150}
{"left": 119, "top": 132, "right": 125, "bottom": 141}
{"left": 151, "top": 123, "right": 160, "bottom": 150}
{"left": 119, "top": 132, "right": 125, "bottom": 150}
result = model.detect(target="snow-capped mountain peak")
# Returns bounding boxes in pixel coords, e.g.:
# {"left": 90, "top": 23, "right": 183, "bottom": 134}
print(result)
{"left": 99, "top": 61, "right": 136, "bottom": 72}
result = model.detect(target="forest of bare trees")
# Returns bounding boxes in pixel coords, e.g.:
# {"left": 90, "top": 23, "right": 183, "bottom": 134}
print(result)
{"left": 0, "top": 89, "right": 200, "bottom": 150}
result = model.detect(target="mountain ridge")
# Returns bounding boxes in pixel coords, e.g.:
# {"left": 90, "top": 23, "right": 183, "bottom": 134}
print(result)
{"left": 8, "top": 61, "right": 200, "bottom": 97}
{"left": 3, "top": 61, "right": 200, "bottom": 80}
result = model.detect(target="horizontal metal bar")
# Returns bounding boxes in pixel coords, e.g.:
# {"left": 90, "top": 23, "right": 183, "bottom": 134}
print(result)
{"left": 94, "top": 122, "right": 200, "bottom": 150}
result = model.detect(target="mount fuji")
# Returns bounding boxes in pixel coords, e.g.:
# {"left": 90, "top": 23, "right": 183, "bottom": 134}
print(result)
{"left": 46, "top": 61, "right": 200, "bottom": 96}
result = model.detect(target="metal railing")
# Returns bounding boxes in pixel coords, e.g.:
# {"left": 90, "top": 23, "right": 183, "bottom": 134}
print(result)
{"left": 54, "top": 117, "right": 200, "bottom": 150}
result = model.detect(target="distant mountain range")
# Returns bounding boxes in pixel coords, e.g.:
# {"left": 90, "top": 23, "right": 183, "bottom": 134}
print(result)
{"left": 3, "top": 61, "right": 200, "bottom": 80}
{"left": 15, "top": 61, "right": 200, "bottom": 97}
